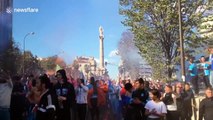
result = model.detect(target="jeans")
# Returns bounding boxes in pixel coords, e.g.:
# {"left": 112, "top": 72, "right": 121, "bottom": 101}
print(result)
{"left": 0, "top": 107, "right": 10, "bottom": 120}
{"left": 203, "top": 76, "right": 211, "bottom": 88}
{"left": 90, "top": 98, "right": 99, "bottom": 120}
{"left": 166, "top": 111, "right": 179, "bottom": 120}
{"left": 190, "top": 76, "right": 199, "bottom": 94}
{"left": 77, "top": 104, "right": 87, "bottom": 120}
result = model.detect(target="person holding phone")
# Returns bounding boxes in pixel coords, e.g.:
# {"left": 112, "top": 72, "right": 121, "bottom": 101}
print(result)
{"left": 145, "top": 89, "right": 167, "bottom": 120}
{"left": 54, "top": 69, "right": 76, "bottom": 120}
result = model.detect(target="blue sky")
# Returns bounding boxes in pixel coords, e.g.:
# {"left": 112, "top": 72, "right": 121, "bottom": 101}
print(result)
{"left": 13, "top": 0, "right": 127, "bottom": 79}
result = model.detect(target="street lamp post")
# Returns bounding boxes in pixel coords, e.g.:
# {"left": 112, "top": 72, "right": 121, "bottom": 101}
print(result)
{"left": 178, "top": 0, "right": 186, "bottom": 82}
{"left": 23, "top": 32, "right": 35, "bottom": 75}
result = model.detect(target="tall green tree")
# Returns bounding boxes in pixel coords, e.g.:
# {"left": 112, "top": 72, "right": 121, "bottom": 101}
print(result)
{"left": 0, "top": 39, "right": 43, "bottom": 76}
{"left": 120, "top": 0, "right": 213, "bottom": 80}
{"left": 24, "top": 51, "right": 44, "bottom": 75}
{"left": 0, "top": 39, "right": 22, "bottom": 75}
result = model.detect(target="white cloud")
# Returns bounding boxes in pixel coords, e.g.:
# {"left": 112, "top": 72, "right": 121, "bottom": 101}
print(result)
{"left": 109, "top": 49, "right": 119, "bottom": 57}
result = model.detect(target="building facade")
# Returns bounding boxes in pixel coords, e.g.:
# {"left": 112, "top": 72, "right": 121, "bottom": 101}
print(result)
{"left": 73, "top": 56, "right": 97, "bottom": 79}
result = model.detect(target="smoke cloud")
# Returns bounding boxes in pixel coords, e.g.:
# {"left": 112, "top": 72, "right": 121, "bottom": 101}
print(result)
{"left": 118, "top": 31, "right": 144, "bottom": 80}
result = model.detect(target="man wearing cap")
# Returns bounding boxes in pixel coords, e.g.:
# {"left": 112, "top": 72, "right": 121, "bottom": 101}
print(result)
{"left": 207, "top": 42, "right": 213, "bottom": 87}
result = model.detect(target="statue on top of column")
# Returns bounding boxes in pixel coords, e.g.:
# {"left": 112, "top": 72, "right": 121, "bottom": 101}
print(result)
{"left": 99, "top": 26, "right": 104, "bottom": 38}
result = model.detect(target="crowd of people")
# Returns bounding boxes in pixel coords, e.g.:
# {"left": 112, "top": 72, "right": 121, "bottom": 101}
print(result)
{"left": 0, "top": 43, "right": 212, "bottom": 120}
{"left": 0, "top": 68, "right": 213, "bottom": 120}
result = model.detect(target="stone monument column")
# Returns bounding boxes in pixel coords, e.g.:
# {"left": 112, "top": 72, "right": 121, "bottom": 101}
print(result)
{"left": 99, "top": 26, "right": 104, "bottom": 75}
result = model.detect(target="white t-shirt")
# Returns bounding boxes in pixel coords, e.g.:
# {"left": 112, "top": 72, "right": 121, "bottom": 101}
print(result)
{"left": 145, "top": 100, "right": 167, "bottom": 119}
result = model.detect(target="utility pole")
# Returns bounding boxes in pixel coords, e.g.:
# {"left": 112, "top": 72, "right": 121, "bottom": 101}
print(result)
{"left": 178, "top": 0, "right": 186, "bottom": 82}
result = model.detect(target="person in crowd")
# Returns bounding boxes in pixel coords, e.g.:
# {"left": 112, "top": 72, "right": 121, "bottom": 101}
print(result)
{"left": 182, "top": 83, "right": 196, "bottom": 120}
{"left": 54, "top": 69, "right": 76, "bottom": 120}
{"left": 131, "top": 78, "right": 149, "bottom": 120}
{"left": 26, "top": 77, "right": 40, "bottom": 104}
{"left": 10, "top": 75, "right": 28, "bottom": 120}
{"left": 98, "top": 79, "right": 108, "bottom": 119}
{"left": 121, "top": 82, "right": 133, "bottom": 120}
{"left": 108, "top": 80, "right": 120, "bottom": 120}
{"left": 0, "top": 71, "right": 13, "bottom": 120}
{"left": 117, "top": 80, "right": 126, "bottom": 120}
{"left": 145, "top": 89, "right": 167, "bottom": 120}
{"left": 87, "top": 77, "right": 106, "bottom": 120}
{"left": 162, "top": 84, "right": 178, "bottom": 120}
{"left": 144, "top": 81, "right": 151, "bottom": 92}
{"left": 99, "top": 80, "right": 108, "bottom": 93}
{"left": 35, "top": 74, "right": 57, "bottom": 120}
{"left": 49, "top": 75, "right": 58, "bottom": 86}
{"left": 199, "top": 87, "right": 213, "bottom": 120}
{"left": 75, "top": 78, "right": 88, "bottom": 120}
{"left": 199, "top": 56, "right": 211, "bottom": 88}
{"left": 188, "top": 57, "right": 199, "bottom": 96}
{"left": 26, "top": 74, "right": 35, "bottom": 91}
{"left": 26, "top": 78, "right": 37, "bottom": 120}
{"left": 174, "top": 83, "right": 184, "bottom": 120}
{"left": 207, "top": 43, "right": 213, "bottom": 87}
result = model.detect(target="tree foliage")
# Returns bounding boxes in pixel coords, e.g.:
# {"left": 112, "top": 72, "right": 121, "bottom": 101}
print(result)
{"left": 0, "top": 39, "right": 43, "bottom": 76}
{"left": 40, "top": 55, "right": 66, "bottom": 72}
{"left": 24, "top": 51, "right": 44, "bottom": 75}
{"left": 120, "top": 0, "right": 213, "bottom": 80}
{"left": 0, "top": 39, "right": 22, "bottom": 75}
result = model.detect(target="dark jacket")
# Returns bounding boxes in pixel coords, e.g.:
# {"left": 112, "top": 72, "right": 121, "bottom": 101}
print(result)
{"left": 36, "top": 89, "right": 57, "bottom": 120}
{"left": 175, "top": 92, "right": 184, "bottom": 112}
{"left": 183, "top": 89, "right": 195, "bottom": 108}
{"left": 54, "top": 82, "right": 76, "bottom": 109}
{"left": 54, "top": 82, "right": 75, "bottom": 120}
{"left": 199, "top": 97, "right": 213, "bottom": 120}
{"left": 132, "top": 88, "right": 149, "bottom": 107}
{"left": 131, "top": 88, "right": 149, "bottom": 120}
